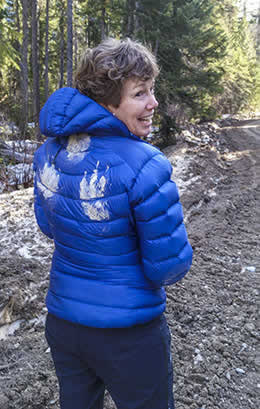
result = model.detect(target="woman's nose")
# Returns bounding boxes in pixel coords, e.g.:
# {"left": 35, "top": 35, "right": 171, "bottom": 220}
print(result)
{"left": 147, "top": 94, "right": 159, "bottom": 110}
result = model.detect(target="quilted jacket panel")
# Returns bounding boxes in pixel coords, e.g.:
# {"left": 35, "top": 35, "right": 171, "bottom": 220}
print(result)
{"left": 34, "top": 87, "right": 193, "bottom": 328}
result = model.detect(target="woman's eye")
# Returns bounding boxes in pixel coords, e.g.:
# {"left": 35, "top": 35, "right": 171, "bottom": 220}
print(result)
{"left": 135, "top": 87, "right": 155, "bottom": 97}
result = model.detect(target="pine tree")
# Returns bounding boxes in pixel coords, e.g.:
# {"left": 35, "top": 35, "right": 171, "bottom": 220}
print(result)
{"left": 214, "top": 1, "right": 258, "bottom": 113}
{"left": 132, "top": 0, "right": 227, "bottom": 142}
{"left": 32, "top": 0, "right": 41, "bottom": 139}
{"left": 44, "top": 0, "right": 50, "bottom": 100}
{"left": 0, "top": 0, "right": 259, "bottom": 139}
{"left": 67, "top": 0, "right": 73, "bottom": 86}
{"left": 0, "top": 0, "right": 19, "bottom": 69}
{"left": 20, "top": 0, "right": 29, "bottom": 136}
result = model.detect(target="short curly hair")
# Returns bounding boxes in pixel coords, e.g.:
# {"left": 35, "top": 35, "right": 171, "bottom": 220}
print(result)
{"left": 74, "top": 38, "right": 159, "bottom": 108}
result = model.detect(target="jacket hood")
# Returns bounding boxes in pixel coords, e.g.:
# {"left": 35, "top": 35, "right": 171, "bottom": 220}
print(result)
{"left": 40, "top": 87, "right": 132, "bottom": 139}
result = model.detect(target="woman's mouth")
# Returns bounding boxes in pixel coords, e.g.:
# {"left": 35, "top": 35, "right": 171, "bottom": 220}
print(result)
{"left": 138, "top": 115, "right": 153, "bottom": 124}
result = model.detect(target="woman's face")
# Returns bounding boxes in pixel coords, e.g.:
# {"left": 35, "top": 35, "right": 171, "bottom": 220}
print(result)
{"left": 107, "top": 78, "right": 158, "bottom": 137}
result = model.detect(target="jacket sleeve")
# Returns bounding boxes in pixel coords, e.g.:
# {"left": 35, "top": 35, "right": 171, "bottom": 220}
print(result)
{"left": 128, "top": 153, "right": 193, "bottom": 287}
{"left": 33, "top": 163, "right": 53, "bottom": 240}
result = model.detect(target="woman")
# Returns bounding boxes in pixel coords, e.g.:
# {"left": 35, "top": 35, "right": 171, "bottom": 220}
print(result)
{"left": 34, "top": 38, "right": 193, "bottom": 409}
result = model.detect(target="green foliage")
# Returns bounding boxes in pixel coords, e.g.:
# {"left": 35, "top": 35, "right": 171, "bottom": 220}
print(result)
{"left": 132, "top": 0, "right": 228, "bottom": 139}
{"left": 213, "top": 3, "right": 258, "bottom": 114}
{"left": 0, "top": 0, "right": 20, "bottom": 81}
{"left": 0, "top": 0, "right": 259, "bottom": 140}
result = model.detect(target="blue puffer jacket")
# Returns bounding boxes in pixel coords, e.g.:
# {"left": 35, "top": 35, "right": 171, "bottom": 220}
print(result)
{"left": 34, "top": 87, "right": 193, "bottom": 328}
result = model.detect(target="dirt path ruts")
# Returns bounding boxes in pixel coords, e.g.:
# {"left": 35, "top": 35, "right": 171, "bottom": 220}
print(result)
{"left": 166, "top": 119, "right": 259, "bottom": 409}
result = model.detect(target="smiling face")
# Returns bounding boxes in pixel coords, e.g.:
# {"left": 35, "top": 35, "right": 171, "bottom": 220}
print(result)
{"left": 106, "top": 77, "right": 159, "bottom": 137}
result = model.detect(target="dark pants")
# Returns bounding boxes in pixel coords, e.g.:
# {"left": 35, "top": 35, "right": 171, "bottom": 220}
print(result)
{"left": 45, "top": 313, "right": 175, "bottom": 409}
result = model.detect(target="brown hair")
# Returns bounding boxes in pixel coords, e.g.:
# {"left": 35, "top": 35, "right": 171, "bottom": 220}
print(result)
{"left": 74, "top": 38, "right": 159, "bottom": 107}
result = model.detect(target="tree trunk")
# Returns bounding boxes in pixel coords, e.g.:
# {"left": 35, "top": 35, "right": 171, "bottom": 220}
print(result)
{"left": 20, "top": 0, "right": 29, "bottom": 138}
{"left": 87, "top": 16, "right": 91, "bottom": 47}
{"left": 125, "top": 0, "right": 140, "bottom": 38}
{"left": 74, "top": 5, "right": 78, "bottom": 73}
{"left": 15, "top": 0, "right": 20, "bottom": 30}
{"left": 59, "top": 6, "right": 65, "bottom": 88}
{"left": 154, "top": 35, "right": 159, "bottom": 56}
{"left": 31, "top": 0, "right": 41, "bottom": 140}
{"left": 134, "top": 1, "right": 140, "bottom": 35}
{"left": 44, "top": 0, "right": 49, "bottom": 100}
{"left": 125, "top": 0, "right": 136, "bottom": 37}
{"left": 14, "top": 0, "right": 22, "bottom": 134}
{"left": 243, "top": 0, "right": 247, "bottom": 18}
{"left": 67, "top": 0, "right": 73, "bottom": 87}
{"left": 100, "top": 2, "right": 106, "bottom": 40}
{"left": 257, "top": 2, "right": 260, "bottom": 58}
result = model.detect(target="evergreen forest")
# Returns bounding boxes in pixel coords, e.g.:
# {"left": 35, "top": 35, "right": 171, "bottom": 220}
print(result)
{"left": 0, "top": 0, "right": 259, "bottom": 141}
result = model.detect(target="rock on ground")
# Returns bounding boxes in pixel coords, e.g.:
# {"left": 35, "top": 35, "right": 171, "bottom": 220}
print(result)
{"left": 0, "top": 119, "right": 259, "bottom": 409}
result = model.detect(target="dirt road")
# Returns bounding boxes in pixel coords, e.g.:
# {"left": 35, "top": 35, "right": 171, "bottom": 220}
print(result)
{"left": 165, "top": 119, "right": 259, "bottom": 409}
{"left": 0, "top": 119, "right": 259, "bottom": 409}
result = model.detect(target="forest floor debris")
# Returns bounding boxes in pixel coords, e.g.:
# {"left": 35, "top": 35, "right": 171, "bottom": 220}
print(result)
{"left": 0, "top": 119, "right": 259, "bottom": 409}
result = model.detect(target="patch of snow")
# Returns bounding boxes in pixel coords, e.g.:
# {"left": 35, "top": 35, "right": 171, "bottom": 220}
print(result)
{"left": 28, "top": 313, "right": 46, "bottom": 327}
{"left": 0, "top": 122, "right": 19, "bottom": 136}
{"left": 0, "top": 187, "right": 53, "bottom": 263}
{"left": 0, "top": 138, "right": 36, "bottom": 192}
{"left": 168, "top": 149, "right": 200, "bottom": 194}
{"left": 222, "top": 114, "right": 231, "bottom": 119}
{"left": 242, "top": 266, "right": 256, "bottom": 273}
{"left": 238, "top": 343, "right": 248, "bottom": 354}
{"left": 235, "top": 368, "right": 246, "bottom": 374}
{"left": 194, "top": 348, "right": 204, "bottom": 365}
{"left": 0, "top": 319, "right": 24, "bottom": 340}
{"left": 17, "top": 245, "right": 32, "bottom": 259}
{"left": 7, "top": 163, "right": 33, "bottom": 185}
{"left": 5, "top": 139, "right": 37, "bottom": 153}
